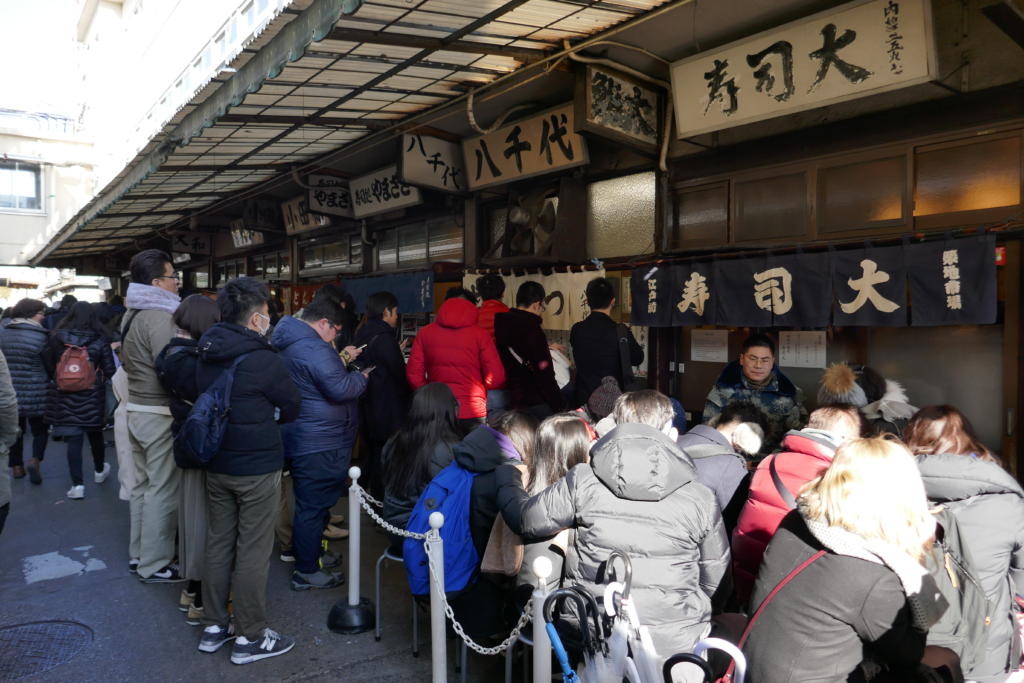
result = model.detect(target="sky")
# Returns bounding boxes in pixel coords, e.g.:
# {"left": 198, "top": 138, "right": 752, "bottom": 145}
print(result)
{"left": 0, "top": 0, "right": 81, "bottom": 116}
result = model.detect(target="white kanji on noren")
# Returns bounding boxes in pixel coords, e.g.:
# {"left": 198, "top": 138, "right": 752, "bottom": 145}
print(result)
{"left": 677, "top": 272, "right": 710, "bottom": 316}
{"left": 753, "top": 267, "right": 793, "bottom": 315}
{"left": 839, "top": 259, "right": 900, "bottom": 314}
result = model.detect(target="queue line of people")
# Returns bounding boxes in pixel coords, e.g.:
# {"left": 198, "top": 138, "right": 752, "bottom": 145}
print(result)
{"left": 1, "top": 256, "right": 1022, "bottom": 681}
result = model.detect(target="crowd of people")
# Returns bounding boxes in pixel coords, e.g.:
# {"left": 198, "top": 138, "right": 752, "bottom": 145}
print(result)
{"left": 0, "top": 248, "right": 1022, "bottom": 681}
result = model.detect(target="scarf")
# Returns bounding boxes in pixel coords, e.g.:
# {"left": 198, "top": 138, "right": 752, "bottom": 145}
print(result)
{"left": 125, "top": 282, "right": 180, "bottom": 314}
{"left": 483, "top": 425, "right": 522, "bottom": 462}
{"left": 799, "top": 505, "right": 945, "bottom": 630}
{"left": 10, "top": 318, "right": 43, "bottom": 328}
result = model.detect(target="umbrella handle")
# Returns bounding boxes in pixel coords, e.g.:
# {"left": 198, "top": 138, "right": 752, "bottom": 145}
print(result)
{"left": 545, "top": 622, "right": 579, "bottom": 683}
{"left": 567, "top": 585, "right": 606, "bottom": 646}
{"left": 663, "top": 653, "right": 714, "bottom": 683}
{"left": 605, "top": 550, "right": 633, "bottom": 599}
{"left": 603, "top": 582, "right": 624, "bottom": 618}
{"left": 544, "top": 588, "right": 594, "bottom": 653}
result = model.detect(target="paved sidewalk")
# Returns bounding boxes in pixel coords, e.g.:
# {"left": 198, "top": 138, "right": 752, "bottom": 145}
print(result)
{"left": 1, "top": 435, "right": 506, "bottom": 682}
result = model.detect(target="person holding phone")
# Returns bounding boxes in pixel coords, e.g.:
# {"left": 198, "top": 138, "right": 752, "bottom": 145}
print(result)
{"left": 352, "top": 291, "right": 410, "bottom": 501}
{"left": 271, "top": 289, "right": 369, "bottom": 591}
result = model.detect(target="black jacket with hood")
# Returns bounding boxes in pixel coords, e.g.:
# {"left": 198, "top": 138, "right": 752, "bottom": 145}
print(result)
{"left": 194, "top": 322, "right": 301, "bottom": 477}
{"left": 917, "top": 453, "right": 1024, "bottom": 682}
{"left": 42, "top": 328, "right": 116, "bottom": 429}
{"left": 507, "top": 423, "right": 730, "bottom": 660}
{"left": 352, "top": 317, "right": 410, "bottom": 444}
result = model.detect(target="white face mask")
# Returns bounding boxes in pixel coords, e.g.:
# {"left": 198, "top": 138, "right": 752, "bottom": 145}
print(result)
{"left": 254, "top": 312, "right": 271, "bottom": 337}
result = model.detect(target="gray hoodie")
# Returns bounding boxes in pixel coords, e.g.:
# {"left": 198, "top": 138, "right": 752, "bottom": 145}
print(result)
{"left": 513, "top": 423, "right": 730, "bottom": 661}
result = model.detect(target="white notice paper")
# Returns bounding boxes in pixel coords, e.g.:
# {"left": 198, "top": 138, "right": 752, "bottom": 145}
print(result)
{"left": 779, "top": 331, "right": 827, "bottom": 368}
{"left": 691, "top": 329, "right": 729, "bottom": 363}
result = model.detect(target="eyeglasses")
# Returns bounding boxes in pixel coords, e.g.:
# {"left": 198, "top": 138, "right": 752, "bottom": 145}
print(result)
{"left": 154, "top": 275, "right": 181, "bottom": 282}
{"left": 743, "top": 354, "right": 774, "bottom": 366}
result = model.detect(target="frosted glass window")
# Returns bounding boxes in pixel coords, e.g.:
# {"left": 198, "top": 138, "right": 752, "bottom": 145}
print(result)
{"left": 398, "top": 224, "right": 427, "bottom": 266}
{"left": 819, "top": 156, "right": 905, "bottom": 232}
{"left": 587, "top": 172, "right": 656, "bottom": 259}
{"left": 377, "top": 229, "right": 397, "bottom": 270}
{"left": 914, "top": 135, "right": 1021, "bottom": 216}
{"left": 668, "top": 183, "right": 728, "bottom": 249}
{"left": 734, "top": 173, "right": 808, "bottom": 242}
{"left": 428, "top": 219, "right": 463, "bottom": 261}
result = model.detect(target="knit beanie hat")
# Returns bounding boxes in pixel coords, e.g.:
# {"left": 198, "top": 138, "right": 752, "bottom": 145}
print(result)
{"left": 587, "top": 376, "right": 622, "bottom": 420}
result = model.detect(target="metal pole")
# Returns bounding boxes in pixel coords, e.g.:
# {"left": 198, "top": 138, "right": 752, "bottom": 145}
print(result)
{"left": 532, "top": 556, "right": 552, "bottom": 683}
{"left": 348, "top": 466, "right": 361, "bottom": 608}
{"left": 326, "top": 467, "right": 374, "bottom": 634}
{"left": 427, "top": 511, "right": 447, "bottom": 683}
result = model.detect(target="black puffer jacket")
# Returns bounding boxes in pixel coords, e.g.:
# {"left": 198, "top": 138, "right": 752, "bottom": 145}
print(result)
{"left": 195, "top": 322, "right": 301, "bottom": 477}
{"left": 453, "top": 425, "right": 516, "bottom": 557}
{"left": 154, "top": 337, "right": 202, "bottom": 468}
{"left": 353, "top": 318, "right": 410, "bottom": 445}
{"left": 42, "top": 328, "right": 116, "bottom": 429}
{"left": 508, "top": 423, "right": 730, "bottom": 660}
{"left": 0, "top": 320, "right": 50, "bottom": 416}
{"left": 917, "top": 453, "right": 1024, "bottom": 682}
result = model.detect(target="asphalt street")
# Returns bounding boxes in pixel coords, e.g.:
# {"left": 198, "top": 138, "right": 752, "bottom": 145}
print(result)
{"left": 0, "top": 433, "right": 509, "bottom": 682}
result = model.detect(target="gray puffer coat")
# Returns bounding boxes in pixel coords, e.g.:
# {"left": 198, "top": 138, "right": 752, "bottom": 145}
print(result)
{"left": 917, "top": 453, "right": 1024, "bottom": 683}
{"left": 512, "top": 423, "right": 730, "bottom": 660}
{"left": 0, "top": 319, "right": 50, "bottom": 417}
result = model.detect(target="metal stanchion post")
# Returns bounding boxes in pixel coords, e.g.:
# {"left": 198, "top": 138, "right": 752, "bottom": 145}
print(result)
{"left": 327, "top": 466, "right": 375, "bottom": 634}
{"left": 426, "top": 511, "right": 447, "bottom": 683}
{"left": 532, "top": 556, "right": 553, "bottom": 683}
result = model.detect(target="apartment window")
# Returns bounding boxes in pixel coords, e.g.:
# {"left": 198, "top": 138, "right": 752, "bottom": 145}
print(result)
{"left": 0, "top": 160, "right": 42, "bottom": 211}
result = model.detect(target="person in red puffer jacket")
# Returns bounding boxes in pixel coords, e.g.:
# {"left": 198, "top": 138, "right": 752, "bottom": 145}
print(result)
{"left": 731, "top": 404, "right": 862, "bottom": 607}
{"left": 475, "top": 274, "right": 508, "bottom": 341}
{"left": 406, "top": 294, "right": 505, "bottom": 434}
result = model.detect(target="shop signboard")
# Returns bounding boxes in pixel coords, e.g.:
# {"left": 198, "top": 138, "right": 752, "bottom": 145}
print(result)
{"left": 307, "top": 174, "right": 354, "bottom": 218}
{"left": 400, "top": 134, "right": 466, "bottom": 193}
{"left": 350, "top": 165, "right": 423, "bottom": 219}
{"left": 169, "top": 231, "right": 211, "bottom": 255}
{"left": 575, "top": 64, "right": 662, "bottom": 152}
{"left": 343, "top": 270, "right": 435, "bottom": 314}
{"left": 628, "top": 235, "right": 994, "bottom": 328}
{"left": 281, "top": 196, "right": 331, "bottom": 236}
{"left": 229, "top": 219, "right": 265, "bottom": 249}
{"left": 462, "top": 103, "right": 589, "bottom": 191}
{"left": 669, "top": 0, "right": 936, "bottom": 138}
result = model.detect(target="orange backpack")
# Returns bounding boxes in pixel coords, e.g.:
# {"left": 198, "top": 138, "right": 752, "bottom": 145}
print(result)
{"left": 55, "top": 344, "right": 96, "bottom": 392}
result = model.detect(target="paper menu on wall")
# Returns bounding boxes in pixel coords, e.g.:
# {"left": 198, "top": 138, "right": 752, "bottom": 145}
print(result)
{"left": 690, "top": 329, "right": 729, "bottom": 363}
{"left": 779, "top": 331, "right": 827, "bottom": 368}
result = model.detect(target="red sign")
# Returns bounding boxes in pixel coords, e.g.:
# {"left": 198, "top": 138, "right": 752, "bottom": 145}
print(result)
{"left": 995, "top": 245, "right": 1006, "bottom": 267}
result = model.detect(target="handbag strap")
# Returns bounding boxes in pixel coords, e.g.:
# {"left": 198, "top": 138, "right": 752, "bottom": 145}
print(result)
{"left": 769, "top": 454, "right": 798, "bottom": 510}
{"left": 722, "top": 549, "right": 826, "bottom": 681}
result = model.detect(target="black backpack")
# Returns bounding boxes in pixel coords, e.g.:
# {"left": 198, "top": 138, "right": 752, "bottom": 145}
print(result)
{"left": 924, "top": 504, "right": 994, "bottom": 675}
{"left": 175, "top": 352, "right": 251, "bottom": 465}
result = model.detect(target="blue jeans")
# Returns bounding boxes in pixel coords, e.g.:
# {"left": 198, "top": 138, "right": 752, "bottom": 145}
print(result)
{"left": 288, "top": 447, "right": 350, "bottom": 574}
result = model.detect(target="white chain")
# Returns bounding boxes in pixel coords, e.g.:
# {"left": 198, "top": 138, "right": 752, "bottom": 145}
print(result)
{"left": 425, "top": 531, "right": 533, "bottom": 656}
{"left": 352, "top": 486, "right": 531, "bottom": 653}
{"left": 354, "top": 487, "right": 428, "bottom": 540}
{"left": 352, "top": 484, "right": 384, "bottom": 508}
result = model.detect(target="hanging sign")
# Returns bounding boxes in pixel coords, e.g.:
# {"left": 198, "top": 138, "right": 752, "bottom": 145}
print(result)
{"left": 908, "top": 234, "right": 997, "bottom": 326}
{"left": 229, "top": 219, "right": 265, "bottom": 249}
{"left": 169, "top": 232, "right": 212, "bottom": 255}
{"left": 713, "top": 258, "right": 773, "bottom": 327}
{"left": 401, "top": 134, "right": 466, "bottom": 193}
{"left": 629, "top": 266, "right": 675, "bottom": 327}
{"left": 281, "top": 196, "right": 331, "bottom": 236}
{"left": 576, "top": 64, "right": 662, "bottom": 152}
{"left": 765, "top": 253, "right": 831, "bottom": 328}
{"left": 462, "top": 103, "right": 589, "bottom": 191}
{"left": 350, "top": 164, "right": 423, "bottom": 219}
{"left": 307, "top": 174, "right": 354, "bottom": 218}
{"left": 670, "top": 0, "right": 936, "bottom": 138}
{"left": 343, "top": 271, "right": 435, "bottom": 314}
{"left": 832, "top": 244, "right": 907, "bottom": 326}
{"left": 670, "top": 262, "right": 715, "bottom": 326}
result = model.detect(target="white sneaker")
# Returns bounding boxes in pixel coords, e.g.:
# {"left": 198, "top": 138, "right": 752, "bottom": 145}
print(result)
{"left": 94, "top": 462, "right": 111, "bottom": 484}
{"left": 66, "top": 485, "right": 85, "bottom": 499}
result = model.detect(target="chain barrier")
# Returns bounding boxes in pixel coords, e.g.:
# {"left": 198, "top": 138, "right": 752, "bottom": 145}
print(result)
{"left": 352, "top": 483, "right": 428, "bottom": 540}
{"left": 351, "top": 484, "right": 531, "bottom": 655}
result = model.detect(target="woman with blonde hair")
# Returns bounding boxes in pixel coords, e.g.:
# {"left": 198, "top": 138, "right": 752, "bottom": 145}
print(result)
{"left": 908, "top": 405, "right": 1024, "bottom": 683}
{"left": 742, "top": 437, "right": 949, "bottom": 682}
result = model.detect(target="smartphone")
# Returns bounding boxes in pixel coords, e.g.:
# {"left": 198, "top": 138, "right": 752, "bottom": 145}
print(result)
{"left": 356, "top": 343, "right": 367, "bottom": 350}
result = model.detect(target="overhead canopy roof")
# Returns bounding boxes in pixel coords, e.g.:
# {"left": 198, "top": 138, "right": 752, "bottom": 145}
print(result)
{"left": 38, "top": 0, "right": 1021, "bottom": 266}
{"left": 34, "top": 0, "right": 675, "bottom": 264}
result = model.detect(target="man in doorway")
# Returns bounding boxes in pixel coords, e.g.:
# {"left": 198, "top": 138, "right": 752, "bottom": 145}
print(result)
{"left": 122, "top": 249, "right": 182, "bottom": 582}
{"left": 494, "top": 281, "right": 564, "bottom": 419}
{"left": 570, "top": 277, "right": 643, "bottom": 406}
{"left": 702, "top": 333, "right": 807, "bottom": 450}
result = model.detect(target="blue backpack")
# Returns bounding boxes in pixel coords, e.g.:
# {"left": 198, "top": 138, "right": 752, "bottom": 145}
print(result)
{"left": 403, "top": 462, "right": 480, "bottom": 597}
{"left": 175, "top": 352, "right": 251, "bottom": 465}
